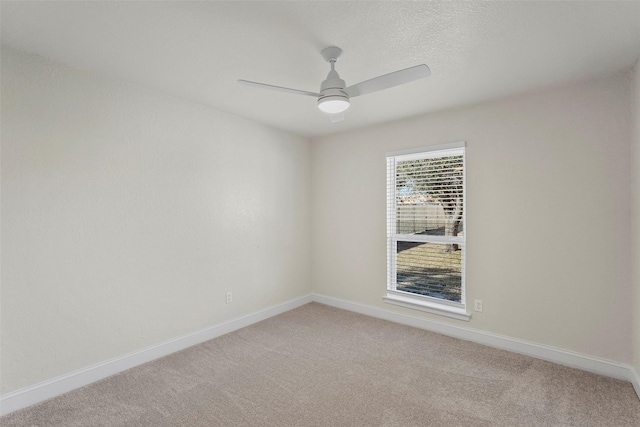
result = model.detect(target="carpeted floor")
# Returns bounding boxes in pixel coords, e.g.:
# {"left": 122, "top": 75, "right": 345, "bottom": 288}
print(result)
{"left": 2, "top": 302, "right": 640, "bottom": 426}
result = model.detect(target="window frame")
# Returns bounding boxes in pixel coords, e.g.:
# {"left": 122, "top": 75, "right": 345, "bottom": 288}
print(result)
{"left": 384, "top": 141, "right": 470, "bottom": 321}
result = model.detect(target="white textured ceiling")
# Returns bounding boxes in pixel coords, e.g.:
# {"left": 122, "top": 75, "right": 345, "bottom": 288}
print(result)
{"left": 2, "top": 1, "right": 640, "bottom": 137}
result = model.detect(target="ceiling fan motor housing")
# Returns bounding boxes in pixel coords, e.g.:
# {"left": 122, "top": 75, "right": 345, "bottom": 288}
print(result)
{"left": 317, "top": 68, "right": 350, "bottom": 113}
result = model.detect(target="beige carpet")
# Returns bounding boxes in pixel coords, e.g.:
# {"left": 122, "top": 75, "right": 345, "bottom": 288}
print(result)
{"left": 2, "top": 302, "right": 640, "bottom": 426}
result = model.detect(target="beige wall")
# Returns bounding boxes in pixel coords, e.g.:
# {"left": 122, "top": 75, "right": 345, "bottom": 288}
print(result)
{"left": 634, "top": 61, "right": 640, "bottom": 378}
{"left": 311, "top": 73, "right": 634, "bottom": 363}
{"left": 0, "top": 48, "right": 311, "bottom": 394}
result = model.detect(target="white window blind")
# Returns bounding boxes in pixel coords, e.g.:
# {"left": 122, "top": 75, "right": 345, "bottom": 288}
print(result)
{"left": 386, "top": 143, "right": 466, "bottom": 311}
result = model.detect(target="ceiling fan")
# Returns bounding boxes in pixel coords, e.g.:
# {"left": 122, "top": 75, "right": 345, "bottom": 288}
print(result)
{"left": 238, "top": 46, "right": 431, "bottom": 123}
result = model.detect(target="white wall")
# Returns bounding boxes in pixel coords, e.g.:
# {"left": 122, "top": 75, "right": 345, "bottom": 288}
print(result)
{"left": 0, "top": 47, "right": 311, "bottom": 394}
{"left": 311, "top": 73, "right": 634, "bottom": 364}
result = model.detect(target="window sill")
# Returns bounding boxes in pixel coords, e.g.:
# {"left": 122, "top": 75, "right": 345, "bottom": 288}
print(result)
{"left": 383, "top": 293, "right": 471, "bottom": 321}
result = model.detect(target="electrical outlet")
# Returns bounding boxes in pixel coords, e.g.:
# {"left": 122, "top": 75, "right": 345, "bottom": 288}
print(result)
{"left": 226, "top": 291, "right": 232, "bottom": 304}
{"left": 474, "top": 299, "right": 483, "bottom": 312}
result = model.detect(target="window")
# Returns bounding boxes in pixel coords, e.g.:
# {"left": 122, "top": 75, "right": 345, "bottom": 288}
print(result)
{"left": 384, "top": 142, "right": 469, "bottom": 321}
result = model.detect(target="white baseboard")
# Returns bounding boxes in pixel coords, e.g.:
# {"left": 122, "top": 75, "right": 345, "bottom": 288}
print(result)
{"left": 0, "top": 294, "right": 313, "bottom": 416}
{"left": 312, "top": 293, "right": 640, "bottom": 401}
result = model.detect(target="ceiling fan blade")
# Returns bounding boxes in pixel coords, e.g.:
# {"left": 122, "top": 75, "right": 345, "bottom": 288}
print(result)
{"left": 238, "top": 80, "right": 319, "bottom": 97}
{"left": 329, "top": 112, "right": 345, "bottom": 123}
{"left": 344, "top": 64, "right": 431, "bottom": 98}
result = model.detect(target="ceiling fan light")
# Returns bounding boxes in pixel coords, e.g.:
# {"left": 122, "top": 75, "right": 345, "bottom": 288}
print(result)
{"left": 318, "top": 96, "right": 350, "bottom": 114}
